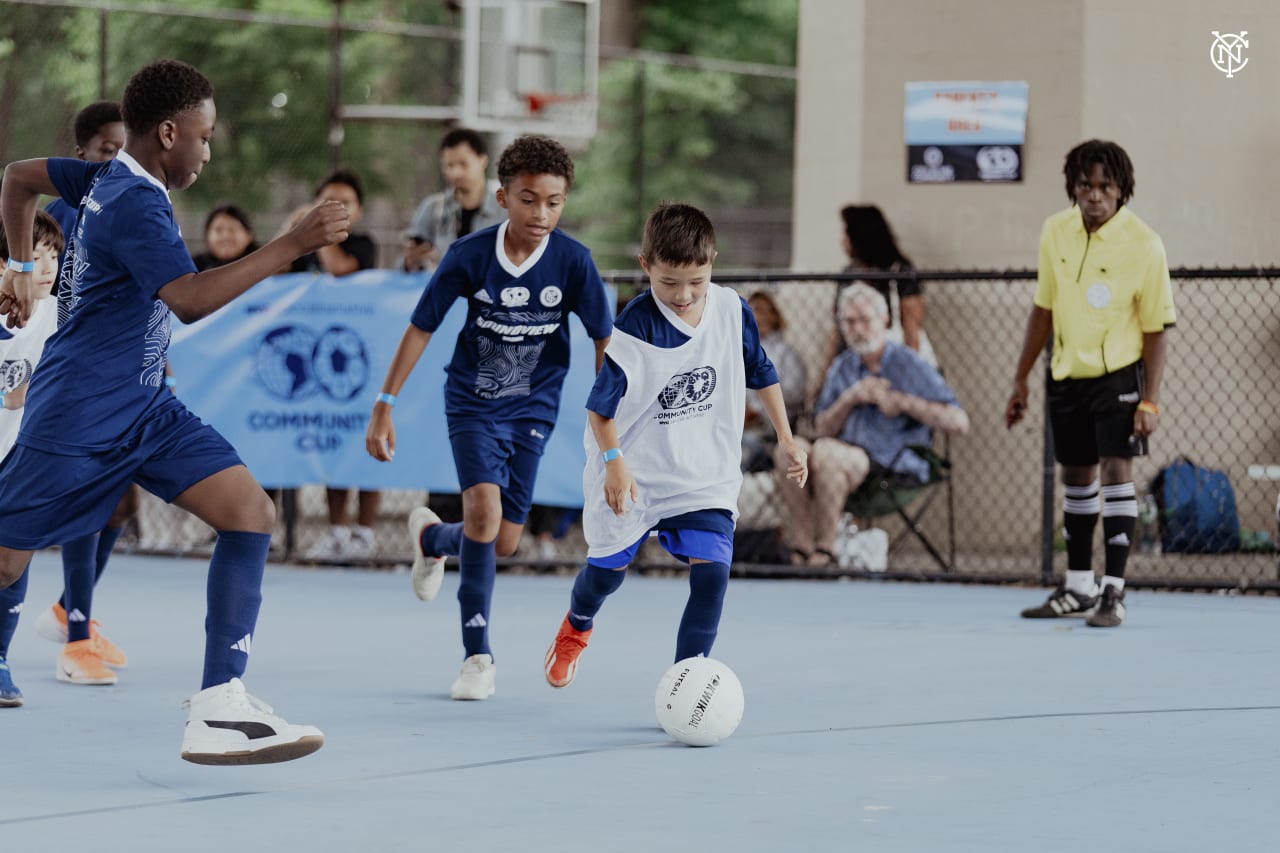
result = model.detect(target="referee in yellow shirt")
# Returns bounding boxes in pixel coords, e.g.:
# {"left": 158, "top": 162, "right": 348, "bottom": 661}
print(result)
{"left": 1006, "top": 139, "right": 1175, "bottom": 628}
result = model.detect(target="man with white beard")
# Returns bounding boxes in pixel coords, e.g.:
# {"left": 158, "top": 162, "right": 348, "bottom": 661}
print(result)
{"left": 773, "top": 283, "right": 969, "bottom": 569}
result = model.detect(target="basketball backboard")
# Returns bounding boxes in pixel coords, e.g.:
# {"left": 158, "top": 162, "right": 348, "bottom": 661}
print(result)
{"left": 461, "top": 0, "right": 599, "bottom": 140}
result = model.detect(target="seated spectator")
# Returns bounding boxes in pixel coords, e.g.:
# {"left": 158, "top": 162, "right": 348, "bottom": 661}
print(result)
{"left": 824, "top": 204, "right": 933, "bottom": 374}
{"left": 743, "top": 290, "right": 807, "bottom": 471}
{"left": 776, "top": 283, "right": 968, "bottom": 568}
{"left": 191, "top": 204, "right": 258, "bottom": 271}
{"left": 295, "top": 168, "right": 381, "bottom": 561}
{"left": 401, "top": 127, "right": 504, "bottom": 273}
{"left": 293, "top": 168, "right": 377, "bottom": 274}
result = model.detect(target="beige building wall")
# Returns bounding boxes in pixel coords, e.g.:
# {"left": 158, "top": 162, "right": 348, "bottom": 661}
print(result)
{"left": 794, "top": 0, "right": 1277, "bottom": 270}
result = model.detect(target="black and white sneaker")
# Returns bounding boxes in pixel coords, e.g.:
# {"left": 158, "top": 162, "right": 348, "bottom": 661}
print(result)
{"left": 1086, "top": 585, "right": 1126, "bottom": 628}
{"left": 1020, "top": 585, "right": 1098, "bottom": 618}
{"left": 181, "top": 678, "right": 324, "bottom": 765}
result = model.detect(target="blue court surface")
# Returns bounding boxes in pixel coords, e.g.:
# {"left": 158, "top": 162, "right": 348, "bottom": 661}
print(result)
{"left": 4, "top": 551, "right": 1280, "bottom": 852}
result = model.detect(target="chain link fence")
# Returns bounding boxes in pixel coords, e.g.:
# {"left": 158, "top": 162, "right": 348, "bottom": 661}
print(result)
{"left": 122, "top": 267, "right": 1280, "bottom": 593}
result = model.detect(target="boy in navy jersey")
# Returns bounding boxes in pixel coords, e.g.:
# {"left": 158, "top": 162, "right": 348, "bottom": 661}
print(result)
{"left": 0, "top": 59, "right": 349, "bottom": 763}
{"left": 366, "top": 135, "right": 613, "bottom": 701}
{"left": 543, "top": 203, "right": 808, "bottom": 688}
{"left": 37, "top": 100, "right": 134, "bottom": 676}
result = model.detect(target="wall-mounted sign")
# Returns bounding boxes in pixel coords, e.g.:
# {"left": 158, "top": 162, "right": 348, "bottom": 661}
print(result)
{"left": 904, "top": 81, "right": 1028, "bottom": 183}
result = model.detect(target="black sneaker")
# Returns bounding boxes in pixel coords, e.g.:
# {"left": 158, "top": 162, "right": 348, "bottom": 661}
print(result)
{"left": 1086, "top": 585, "right": 1126, "bottom": 627}
{"left": 1020, "top": 585, "right": 1098, "bottom": 618}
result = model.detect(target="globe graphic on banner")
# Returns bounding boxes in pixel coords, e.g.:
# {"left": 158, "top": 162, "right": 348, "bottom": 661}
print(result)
{"left": 256, "top": 325, "right": 319, "bottom": 400}
{"left": 313, "top": 325, "right": 370, "bottom": 401}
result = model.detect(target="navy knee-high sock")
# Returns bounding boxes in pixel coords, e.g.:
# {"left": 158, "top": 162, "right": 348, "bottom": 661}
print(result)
{"left": 0, "top": 561, "right": 31, "bottom": 659}
{"left": 422, "top": 521, "right": 464, "bottom": 558}
{"left": 456, "top": 535, "right": 496, "bottom": 659}
{"left": 202, "top": 531, "right": 269, "bottom": 690}
{"left": 675, "top": 561, "right": 730, "bottom": 662}
{"left": 567, "top": 563, "right": 626, "bottom": 632}
{"left": 95, "top": 526, "right": 125, "bottom": 582}
{"left": 60, "top": 533, "right": 98, "bottom": 643}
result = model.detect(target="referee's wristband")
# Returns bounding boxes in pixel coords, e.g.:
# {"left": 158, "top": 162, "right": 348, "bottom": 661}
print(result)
{"left": 5, "top": 258, "right": 34, "bottom": 273}
{"left": 1137, "top": 400, "right": 1160, "bottom": 415}
{"left": 602, "top": 447, "right": 623, "bottom": 463}
{"left": 375, "top": 392, "right": 397, "bottom": 407}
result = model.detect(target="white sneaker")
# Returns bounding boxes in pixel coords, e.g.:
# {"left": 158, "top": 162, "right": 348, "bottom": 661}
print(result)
{"left": 408, "top": 507, "right": 447, "bottom": 601}
{"left": 450, "top": 654, "right": 496, "bottom": 700}
{"left": 181, "top": 678, "right": 324, "bottom": 766}
{"left": 305, "top": 527, "right": 351, "bottom": 561}
{"left": 347, "top": 526, "right": 376, "bottom": 560}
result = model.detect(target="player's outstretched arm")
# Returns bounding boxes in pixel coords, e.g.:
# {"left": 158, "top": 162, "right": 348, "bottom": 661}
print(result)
{"left": 158, "top": 200, "right": 350, "bottom": 324}
{"left": 0, "top": 159, "right": 58, "bottom": 328}
{"left": 365, "top": 324, "right": 433, "bottom": 462}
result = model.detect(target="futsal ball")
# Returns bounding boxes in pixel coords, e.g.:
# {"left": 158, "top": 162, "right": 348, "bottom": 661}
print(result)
{"left": 654, "top": 656, "right": 744, "bottom": 747}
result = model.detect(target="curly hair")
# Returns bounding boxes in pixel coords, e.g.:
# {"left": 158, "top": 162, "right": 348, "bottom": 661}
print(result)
{"left": 0, "top": 210, "right": 65, "bottom": 260}
{"left": 73, "top": 101, "right": 123, "bottom": 148}
{"left": 496, "top": 135, "right": 574, "bottom": 189}
{"left": 1063, "top": 139, "right": 1134, "bottom": 205}
{"left": 641, "top": 202, "right": 716, "bottom": 267}
{"left": 121, "top": 59, "right": 214, "bottom": 138}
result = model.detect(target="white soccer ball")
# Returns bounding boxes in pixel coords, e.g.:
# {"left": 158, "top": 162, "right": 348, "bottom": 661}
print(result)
{"left": 654, "top": 656, "right": 745, "bottom": 747}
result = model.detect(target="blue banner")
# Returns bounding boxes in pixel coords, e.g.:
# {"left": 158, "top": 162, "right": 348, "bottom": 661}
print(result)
{"left": 168, "top": 271, "right": 603, "bottom": 506}
{"left": 904, "top": 81, "right": 1028, "bottom": 183}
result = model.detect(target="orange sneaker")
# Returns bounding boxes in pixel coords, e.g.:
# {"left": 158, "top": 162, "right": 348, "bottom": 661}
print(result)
{"left": 56, "top": 640, "right": 118, "bottom": 685}
{"left": 544, "top": 614, "right": 592, "bottom": 688}
{"left": 36, "top": 603, "right": 127, "bottom": 668}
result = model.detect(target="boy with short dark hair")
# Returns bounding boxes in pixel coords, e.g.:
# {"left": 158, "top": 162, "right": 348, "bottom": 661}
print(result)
{"left": 0, "top": 210, "right": 65, "bottom": 705}
{"left": 543, "top": 202, "right": 808, "bottom": 689}
{"left": 366, "top": 134, "right": 613, "bottom": 701}
{"left": 0, "top": 58, "right": 350, "bottom": 762}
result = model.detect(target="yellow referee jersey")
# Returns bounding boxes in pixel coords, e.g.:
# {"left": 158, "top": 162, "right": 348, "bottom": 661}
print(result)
{"left": 1034, "top": 205, "right": 1175, "bottom": 380}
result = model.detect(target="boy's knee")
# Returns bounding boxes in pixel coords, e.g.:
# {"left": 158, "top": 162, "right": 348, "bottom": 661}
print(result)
{"left": 0, "top": 552, "right": 30, "bottom": 589}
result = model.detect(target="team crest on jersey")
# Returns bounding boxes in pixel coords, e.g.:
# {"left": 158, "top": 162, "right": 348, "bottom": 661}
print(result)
{"left": 1, "top": 359, "right": 33, "bottom": 392}
{"left": 500, "top": 286, "right": 531, "bottom": 308}
{"left": 540, "top": 286, "right": 563, "bottom": 307}
{"left": 658, "top": 366, "right": 717, "bottom": 410}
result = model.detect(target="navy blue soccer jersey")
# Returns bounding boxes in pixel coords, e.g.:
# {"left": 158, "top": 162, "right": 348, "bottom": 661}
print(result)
{"left": 45, "top": 197, "right": 78, "bottom": 278}
{"left": 585, "top": 288, "right": 778, "bottom": 419}
{"left": 20, "top": 153, "right": 194, "bottom": 453}
{"left": 409, "top": 221, "right": 613, "bottom": 425}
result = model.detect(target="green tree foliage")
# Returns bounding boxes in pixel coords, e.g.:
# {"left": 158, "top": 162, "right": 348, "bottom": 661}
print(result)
{"left": 570, "top": 0, "right": 798, "bottom": 269}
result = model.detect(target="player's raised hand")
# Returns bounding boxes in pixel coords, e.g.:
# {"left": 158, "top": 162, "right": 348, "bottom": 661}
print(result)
{"left": 288, "top": 199, "right": 351, "bottom": 255}
{"left": 0, "top": 267, "right": 32, "bottom": 329}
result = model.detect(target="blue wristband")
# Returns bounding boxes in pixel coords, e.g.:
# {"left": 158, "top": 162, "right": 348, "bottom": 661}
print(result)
{"left": 164, "top": 376, "right": 177, "bottom": 388}
{"left": 602, "top": 447, "right": 623, "bottom": 463}
{"left": 376, "top": 392, "right": 397, "bottom": 407}
{"left": 6, "top": 258, "right": 34, "bottom": 273}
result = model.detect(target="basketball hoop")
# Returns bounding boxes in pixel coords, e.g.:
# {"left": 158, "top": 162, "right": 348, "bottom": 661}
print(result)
{"left": 525, "top": 91, "right": 585, "bottom": 115}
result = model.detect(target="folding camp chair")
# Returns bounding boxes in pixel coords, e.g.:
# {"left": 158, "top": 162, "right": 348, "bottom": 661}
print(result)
{"left": 843, "top": 437, "right": 954, "bottom": 572}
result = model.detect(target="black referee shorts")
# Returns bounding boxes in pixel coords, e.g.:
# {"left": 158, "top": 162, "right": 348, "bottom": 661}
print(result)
{"left": 1047, "top": 361, "right": 1147, "bottom": 467}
